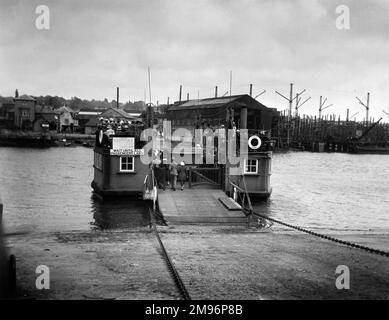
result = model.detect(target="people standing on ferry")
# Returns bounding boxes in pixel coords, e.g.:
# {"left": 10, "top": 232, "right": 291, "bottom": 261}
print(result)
{"left": 178, "top": 161, "right": 186, "bottom": 191}
{"left": 169, "top": 158, "right": 178, "bottom": 191}
{"left": 106, "top": 125, "right": 115, "bottom": 137}
{"left": 153, "top": 155, "right": 165, "bottom": 190}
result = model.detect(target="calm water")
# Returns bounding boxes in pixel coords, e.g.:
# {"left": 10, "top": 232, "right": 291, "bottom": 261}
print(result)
{"left": 254, "top": 152, "right": 389, "bottom": 233}
{"left": 0, "top": 147, "right": 388, "bottom": 233}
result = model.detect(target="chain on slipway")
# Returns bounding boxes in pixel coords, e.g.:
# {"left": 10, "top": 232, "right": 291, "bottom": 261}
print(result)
{"left": 149, "top": 208, "right": 191, "bottom": 300}
{"left": 248, "top": 209, "right": 389, "bottom": 258}
{"left": 231, "top": 175, "right": 389, "bottom": 258}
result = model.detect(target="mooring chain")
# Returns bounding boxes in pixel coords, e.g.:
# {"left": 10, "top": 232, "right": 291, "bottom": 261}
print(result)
{"left": 249, "top": 210, "right": 389, "bottom": 258}
{"left": 149, "top": 209, "right": 191, "bottom": 300}
{"left": 233, "top": 174, "right": 389, "bottom": 258}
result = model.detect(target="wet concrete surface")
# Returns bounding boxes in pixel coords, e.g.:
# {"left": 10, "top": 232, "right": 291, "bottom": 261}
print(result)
{"left": 6, "top": 226, "right": 389, "bottom": 300}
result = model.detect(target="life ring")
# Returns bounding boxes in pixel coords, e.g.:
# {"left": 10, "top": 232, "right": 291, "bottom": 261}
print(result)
{"left": 248, "top": 135, "right": 262, "bottom": 150}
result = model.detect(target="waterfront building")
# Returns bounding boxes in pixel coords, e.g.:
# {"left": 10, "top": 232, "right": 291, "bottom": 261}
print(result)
{"left": 58, "top": 106, "right": 78, "bottom": 133}
{"left": 13, "top": 95, "right": 36, "bottom": 130}
{"left": 0, "top": 93, "right": 59, "bottom": 132}
{"left": 76, "top": 110, "right": 103, "bottom": 134}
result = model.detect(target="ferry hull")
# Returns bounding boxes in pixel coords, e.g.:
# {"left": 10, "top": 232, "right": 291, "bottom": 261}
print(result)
{"left": 91, "top": 181, "right": 144, "bottom": 200}
{"left": 248, "top": 188, "right": 272, "bottom": 201}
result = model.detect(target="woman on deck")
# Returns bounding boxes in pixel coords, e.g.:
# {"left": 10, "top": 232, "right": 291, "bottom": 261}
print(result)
{"left": 178, "top": 161, "right": 187, "bottom": 191}
{"left": 169, "top": 159, "right": 178, "bottom": 191}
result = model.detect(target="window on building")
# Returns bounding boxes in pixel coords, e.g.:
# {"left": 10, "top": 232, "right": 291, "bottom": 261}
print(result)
{"left": 120, "top": 156, "right": 134, "bottom": 172}
{"left": 21, "top": 110, "right": 30, "bottom": 118}
{"left": 244, "top": 159, "right": 258, "bottom": 175}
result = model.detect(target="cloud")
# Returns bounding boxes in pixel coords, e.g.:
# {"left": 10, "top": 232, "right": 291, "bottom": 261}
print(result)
{"left": 0, "top": 0, "right": 388, "bottom": 119}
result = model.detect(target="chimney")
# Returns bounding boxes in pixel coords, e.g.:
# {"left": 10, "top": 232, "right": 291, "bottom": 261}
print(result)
{"left": 249, "top": 84, "right": 253, "bottom": 97}
{"left": 179, "top": 85, "right": 182, "bottom": 103}
{"left": 215, "top": 86, "right": 218, "bottom": 98}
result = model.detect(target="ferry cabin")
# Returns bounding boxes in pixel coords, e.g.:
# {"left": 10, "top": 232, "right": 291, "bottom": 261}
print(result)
{"left": 92, "top": 125, "right": 150, "bottom": 199}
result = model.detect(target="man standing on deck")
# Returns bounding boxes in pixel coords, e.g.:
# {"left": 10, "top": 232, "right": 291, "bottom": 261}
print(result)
{"left": 169, "top": 158, "right": 178, "bottom": 191}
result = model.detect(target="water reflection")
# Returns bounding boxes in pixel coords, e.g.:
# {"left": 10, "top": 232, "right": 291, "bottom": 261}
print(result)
{"left": 90, "top": 195, "right": 151, "bottom": 230}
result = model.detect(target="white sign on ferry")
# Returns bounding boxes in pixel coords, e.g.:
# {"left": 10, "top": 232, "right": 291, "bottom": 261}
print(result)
{"left": 110, "top": 137, "right": 144, "bottom": 155}
{"left": 112, "top": 137, "right": 135, "bottom": 150}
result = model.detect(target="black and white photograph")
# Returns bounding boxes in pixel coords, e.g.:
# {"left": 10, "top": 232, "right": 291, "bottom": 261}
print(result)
{"left": 0, "top": 0, "right": 388, "bottom": 307}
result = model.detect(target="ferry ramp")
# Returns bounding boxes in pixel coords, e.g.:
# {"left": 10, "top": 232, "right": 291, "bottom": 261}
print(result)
{"left": 157, "top": 188, "right": 248, "bottom": 225}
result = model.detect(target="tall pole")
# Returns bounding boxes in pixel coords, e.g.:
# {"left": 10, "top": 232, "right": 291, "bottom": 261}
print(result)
{"left": 275, "top": 83, "right": 307, "bottom": 147}
{"left": 148, "top": 67, "right": 152, "bottom": 106}
{"left": 295, "top": 93, "right": 299, "bottom": 117}
{"left": 229, "top": 71, "right": 232, "bottom": 97}
{"left": 319, "top": 96, "right": 322, "bottom": 119}
{"left": 366, "top": 92, "right": 370, "bottom": 125}
{"left": 319, "top": 96, "right": 332, "bottom": 120}
{"left": 289, "top": 83, "right": 293, "bottom": 120}
{"left": 288, "top": 83, "right": 293, "bottom": 146}
{"left": 116, "top": 87, "right": 119, "bottom": 109}
{"left": 356, "top": 92, "right": 371, "bottom": 126}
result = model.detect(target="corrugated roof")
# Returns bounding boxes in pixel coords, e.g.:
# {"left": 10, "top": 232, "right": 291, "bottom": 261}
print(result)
{"left": 176, "top": 95, "right": 242, "bottom": 108}
{"left": 100, "top": 107, "right": 138, "bottom": 119}
{"left": 168, "top": 94, "right": 269, "bottom": 111}
{"left": 77, "top": 111, "right": 102, "bottom": 116}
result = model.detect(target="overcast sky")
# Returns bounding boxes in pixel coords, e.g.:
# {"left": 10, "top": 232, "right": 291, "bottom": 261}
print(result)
{"left": 1, "top": 0, "right": 389, "bottom": 120}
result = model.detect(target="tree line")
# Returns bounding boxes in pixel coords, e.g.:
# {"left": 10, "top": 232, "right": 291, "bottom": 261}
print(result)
{"left": 0, "top": 95, "right": 146, "bottom": 112}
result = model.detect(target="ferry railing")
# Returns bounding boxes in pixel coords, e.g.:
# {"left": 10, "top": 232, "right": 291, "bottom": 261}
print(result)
{"left": 227, "top": 175, "right": 253, "bottom": 215}
{"left": 187, "top": 166, "right": 223, "bottom": 189}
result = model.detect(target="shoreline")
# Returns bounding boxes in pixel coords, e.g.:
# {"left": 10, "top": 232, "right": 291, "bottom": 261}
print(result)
{"left": 0, "top": 131, "right": 95, "bottom": 147}
{"left": 7, "top": 225, "right": 389, "bottom": 300}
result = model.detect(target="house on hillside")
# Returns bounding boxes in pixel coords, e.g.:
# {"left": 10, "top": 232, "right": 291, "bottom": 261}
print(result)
{"left": 58, "top": 106, "right": 78, "bottom": 132}
{"left": 34, "top": 105, "right": 60, "bottom": 132}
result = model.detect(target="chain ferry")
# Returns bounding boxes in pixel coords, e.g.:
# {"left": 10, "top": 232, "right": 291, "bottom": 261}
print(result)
{"left": 92, "top": 94, "right": 278, "bottom": 202}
